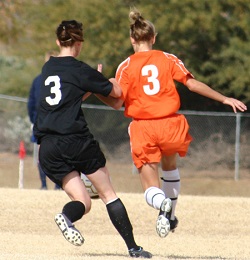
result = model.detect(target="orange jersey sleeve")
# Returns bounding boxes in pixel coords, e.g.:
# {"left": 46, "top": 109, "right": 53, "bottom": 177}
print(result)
{"left": 115, "top": 50, "right": 194, "bottom": 119}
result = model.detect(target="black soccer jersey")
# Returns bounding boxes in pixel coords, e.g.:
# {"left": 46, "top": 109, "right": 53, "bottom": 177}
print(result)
{"left": 34, "top": 56, "right": 112, "bottom": 142}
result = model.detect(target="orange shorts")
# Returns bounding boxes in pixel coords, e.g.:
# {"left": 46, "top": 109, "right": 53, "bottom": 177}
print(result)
{"left": 128, "top": 114, "right": 192, "bottom": 168}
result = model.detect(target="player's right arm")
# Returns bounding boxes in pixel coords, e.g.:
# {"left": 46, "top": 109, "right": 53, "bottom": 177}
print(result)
{"left": 108, "top": 78, "right": 122, "bottom": 98}
{"left": 95, "top": 78, "right": 124, "bottom": 110}
{"left": 93, "top": 63, "right": 123, "bottom": 109}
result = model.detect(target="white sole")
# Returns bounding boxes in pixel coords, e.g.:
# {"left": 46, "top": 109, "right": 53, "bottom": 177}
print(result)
{"left": 54, "top": 213, "right": 84, "bottom": 246}
{"left": 156, "top": 198, "right": 172, "bottom": 238}
{"left": 156, "top": 215, "right": 170, "bottom": 238}
{"left": 161, "top": 198, "right": 172, "bottom": 213}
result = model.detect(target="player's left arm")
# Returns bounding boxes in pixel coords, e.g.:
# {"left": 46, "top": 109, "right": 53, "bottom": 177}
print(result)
{"left": 186, "top": 76, "right": 247, "bottom": 113}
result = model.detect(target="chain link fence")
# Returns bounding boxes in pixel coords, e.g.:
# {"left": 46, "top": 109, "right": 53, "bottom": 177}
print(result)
{"left": 0, "top": 95, "right": 249, "bottom": 180}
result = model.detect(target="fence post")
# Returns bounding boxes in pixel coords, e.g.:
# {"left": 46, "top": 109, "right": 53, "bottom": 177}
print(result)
{"left": 234, "top": 113, "right": 241, "bottom": 181}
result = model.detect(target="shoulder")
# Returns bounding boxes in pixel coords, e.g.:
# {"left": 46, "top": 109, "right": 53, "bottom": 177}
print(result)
{"left": 161, "top": 51, "right": 180, "bottom": 61}
{"left": 80, "top": 61, "right": 96, "bottom": 72}
{"left": 161, "top": 51, "right": 187, "bottom": 67}
{"left": 116, "top": 57, "right": 131, "bottom": 72}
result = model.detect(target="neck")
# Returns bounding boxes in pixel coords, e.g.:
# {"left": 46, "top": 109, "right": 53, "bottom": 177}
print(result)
{"left": 133, "top": 42, "right": 152, "bottom": 53}
{"left": 58, "top": 48, "right": 74, "bottom": 57}
{"left": 57, "top": 42, "right": 81, "bottom": 58}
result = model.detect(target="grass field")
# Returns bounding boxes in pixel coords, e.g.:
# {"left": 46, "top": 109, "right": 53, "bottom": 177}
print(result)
{"left": 0, "top": 153, "right": 250, "bottom": 260}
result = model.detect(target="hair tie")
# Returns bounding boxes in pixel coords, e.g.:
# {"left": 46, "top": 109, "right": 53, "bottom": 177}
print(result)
{"left": 60, "top": 38, "right": 72, "bottom": 43}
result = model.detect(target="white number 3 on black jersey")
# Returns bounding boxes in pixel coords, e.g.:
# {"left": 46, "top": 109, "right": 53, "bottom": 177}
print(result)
{"left": 45, "top": 75, "right": 62, "bottom": 106}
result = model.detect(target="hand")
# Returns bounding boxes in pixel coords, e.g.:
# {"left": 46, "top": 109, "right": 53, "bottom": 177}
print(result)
{"left": 97, "top": 64, "right": 102, "bottom": 73}
{"left": 223, "top": 97, "right": 247, "bottom": 113}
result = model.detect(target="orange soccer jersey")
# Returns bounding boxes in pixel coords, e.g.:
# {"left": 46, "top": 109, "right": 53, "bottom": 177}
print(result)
{"left": 115, "top": 50, "right": 194, "bottom": 119}
{"left": 115, "top": 50, "right": 193, "bottom": 167}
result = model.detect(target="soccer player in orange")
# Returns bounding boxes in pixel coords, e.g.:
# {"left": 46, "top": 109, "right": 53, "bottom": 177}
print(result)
{"left": 111, "top": 8, "right": 247, "bottom": 238}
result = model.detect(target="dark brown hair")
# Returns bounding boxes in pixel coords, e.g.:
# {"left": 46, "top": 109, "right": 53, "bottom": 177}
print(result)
{"left": 56, "top": 20, "right": 84, "bottom": 47}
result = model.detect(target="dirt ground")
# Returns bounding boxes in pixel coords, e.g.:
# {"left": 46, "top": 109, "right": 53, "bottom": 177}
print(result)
{"left": 0, "top": 153, "right": 250, "bottom": 260}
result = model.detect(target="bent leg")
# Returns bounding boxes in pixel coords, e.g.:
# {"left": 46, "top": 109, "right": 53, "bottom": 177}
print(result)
{"left": 138, "top": 163, "right": 160, "bottom": 190}
{"left": 55, "top": 170, "right": 88, "bottom": 246}
{"left": 138, "top": 163, "right": 165, "bottom": 210}
{"left": 60, "top": 170, "right": 90, "bottom": 225}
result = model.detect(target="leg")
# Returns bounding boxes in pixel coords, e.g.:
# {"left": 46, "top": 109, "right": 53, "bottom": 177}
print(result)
{"left": 87, "top": 167, "right": 152, "bottom": 258}
{"left": 138, "top": 163, "right": 172, "bottom": 238}
{"left": 139, "top": 163, "right": 166, "bottom": 210}
{"left": 62, "top": 170, "right": 91, "bottom": 213}
{"left": 138, "top": 163, "right": 160, "bottom": 191}
{"left": 54, "top": 171, "right": 90, "bottom": 246}
{"left": 161, "top": 154, "right": 177, "bottom": 171}
{"left": 87, "top": 166, "right": 117, "bottom": 204}
{"left": 161, "top": 154, "right": 179, "bottom": 231}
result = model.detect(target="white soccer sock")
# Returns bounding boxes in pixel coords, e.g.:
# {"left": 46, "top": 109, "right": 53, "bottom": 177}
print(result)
{"left": 144, "top": 187, "right": 165, "bottom": 210}
{"left": 161, "top": 169, "right": 180, "bottom": 220}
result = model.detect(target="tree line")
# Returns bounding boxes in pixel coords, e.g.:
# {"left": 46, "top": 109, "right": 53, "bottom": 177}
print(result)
{"left": 0, "top": 0, "right": 249, "bottom": 111}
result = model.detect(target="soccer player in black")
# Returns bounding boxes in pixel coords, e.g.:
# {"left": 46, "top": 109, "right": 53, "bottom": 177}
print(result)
{"left": 33, "top": 20, "right": 152, "bottom": 258}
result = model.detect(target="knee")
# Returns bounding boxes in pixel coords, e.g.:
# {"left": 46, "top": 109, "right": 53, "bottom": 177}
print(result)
{"left": 80, "top": 197, "right": 92, "bottom": 214}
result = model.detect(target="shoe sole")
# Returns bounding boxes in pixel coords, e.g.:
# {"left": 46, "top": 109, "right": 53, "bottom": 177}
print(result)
{"left": 54, "top": 213, "right": 84, "bottom": 246}
{"left": 156, "top": 215, "right": 170, "bottom": 238}
{"left": 161, "top": 198, "right": 172, "bottom": 213}
{"left": 156, "top": 198, "right": 172, "bottom": 238}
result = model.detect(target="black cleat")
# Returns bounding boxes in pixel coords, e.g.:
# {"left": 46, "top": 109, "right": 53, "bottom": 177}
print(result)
{"left": 170, "top": 217, "right": 178, "bottom": 232}
{"left": 129, "top": 246, "right": 152, "bottom": 258}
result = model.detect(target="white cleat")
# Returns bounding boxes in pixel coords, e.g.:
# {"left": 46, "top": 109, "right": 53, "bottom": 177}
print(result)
{"left": 156, "top": 198, "right": 172, "bottom": 238}
{"left": 54, "top": 213, "right": 84, "bottom": 246}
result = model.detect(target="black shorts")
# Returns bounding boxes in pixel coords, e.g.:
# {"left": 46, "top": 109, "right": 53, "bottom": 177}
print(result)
{"left": 39, "top": 134, "right": 106, "bottom": 187}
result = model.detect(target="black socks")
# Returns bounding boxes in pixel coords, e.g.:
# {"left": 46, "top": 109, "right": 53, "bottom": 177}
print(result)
{"left": 62, "top": 201, "right": 85, "bottom": 223}
{"left": 61, "top": 199, "right": 139, "bottom": 250}
{"left": 106, "top": 198, "right": 139, "bottom": 250}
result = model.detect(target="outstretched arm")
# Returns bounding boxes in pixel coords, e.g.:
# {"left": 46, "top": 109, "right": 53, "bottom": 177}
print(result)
{"left": 186, "top": 76, "right": 247, "bottom": 113}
